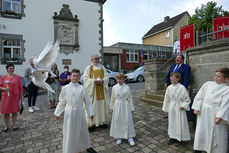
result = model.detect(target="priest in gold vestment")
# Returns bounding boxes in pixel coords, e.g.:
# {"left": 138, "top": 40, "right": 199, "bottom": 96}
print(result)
{"left": 83, "top": 54, "right": 109, "bottom": 127}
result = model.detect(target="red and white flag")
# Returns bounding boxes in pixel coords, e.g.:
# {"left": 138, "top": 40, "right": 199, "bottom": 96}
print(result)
{"left": 180, "top": 24, "right": 195, "bottom": 52}
{"left": 213, "top": 16, "right": 229, "bottom": 40}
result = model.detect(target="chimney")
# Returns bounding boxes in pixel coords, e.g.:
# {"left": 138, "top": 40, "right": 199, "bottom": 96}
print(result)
{"left": 164, "top": 16, "right": 170, "bottom": 22}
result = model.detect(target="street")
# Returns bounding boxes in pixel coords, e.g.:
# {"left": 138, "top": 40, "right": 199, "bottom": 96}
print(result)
{"left": 0, "top": 82, "right": 194, "bottom": 153}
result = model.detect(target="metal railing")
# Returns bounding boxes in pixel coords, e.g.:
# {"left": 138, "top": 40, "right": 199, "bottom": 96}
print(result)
{"left": 196, "top": 24, "right": 229, "bottom": 45}
{"left": 148, "top": 55, "right": 176, "bottom": 73}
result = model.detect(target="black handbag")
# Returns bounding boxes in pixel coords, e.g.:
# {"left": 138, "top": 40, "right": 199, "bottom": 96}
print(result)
{"left": 19, "top": 100, "right": 24, "bottom": 114}
{"left": 46, "top": 73, "right": 55, "bottom": 84}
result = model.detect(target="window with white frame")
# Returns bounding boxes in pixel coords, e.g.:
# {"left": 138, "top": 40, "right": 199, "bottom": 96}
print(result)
{"left": 2, "top": 0, "right": 21, "bottom": 13}
{"left": 144, "top": 50, "right": 154, "bottom": 60}
{"left": 1, "top": 0, "right": 25, "bottom": 18}
{"left": 126, "top": 50, "right": 139, "bottom": 62}
{"left": 0, "top": 33, "right": 25, "bottom": 64}
{"left": 165, "top": 31, "right": 170, "bottom": 38}
{"left": 3, "top": 39, "right": 21, "bottom": 60}
{"left": 158, "top": 52, "right": 166, "bottom": 59}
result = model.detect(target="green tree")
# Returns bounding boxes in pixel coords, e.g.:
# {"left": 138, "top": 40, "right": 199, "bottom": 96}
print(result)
{"left": 188, "top": 1, "right": 225, "bottom": 32}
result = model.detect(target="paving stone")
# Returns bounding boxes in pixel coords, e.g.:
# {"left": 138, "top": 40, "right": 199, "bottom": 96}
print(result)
{"left": 158, "top": 150, "right": 169, "bottom": 153}
{"left": 141, "top": 147, "right": 152, "bottom": 153}
{"left": 0, "top": 89, "right": 196, "bottom": 152}
{"left": 15, "top": 144, "right": 24, "bottom": 149}
{"left": 95, "top": 146, "right": 106, "bottom": 152}
{"left": 137, "top": 143, "right": 145, "bottom": 148}
{"left": 148, "top": 144, "right": 156, "bottom": 149}
{"left": 26, "top": 148, "right": 33, "bottom": 153}
{"left": 1, "top": 146, "right": 15, "bottom": 152}
{"left": 40, "top": 148, "right": 48, "bottom": 153}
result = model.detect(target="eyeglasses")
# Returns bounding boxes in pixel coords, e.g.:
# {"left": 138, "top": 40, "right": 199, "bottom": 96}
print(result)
{"left": 94, "top": 58, "right": 100, "bottom": 60}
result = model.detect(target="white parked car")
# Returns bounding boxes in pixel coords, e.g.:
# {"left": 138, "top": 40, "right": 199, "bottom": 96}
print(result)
{"left": 79, "top": 69, "right": 119, "bottom": 86}
{"left": 125, "top": 66, "right": 145, "bottom": 82}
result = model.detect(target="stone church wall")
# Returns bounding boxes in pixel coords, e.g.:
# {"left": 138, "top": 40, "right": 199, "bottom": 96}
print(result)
{"left": 187, "top": 39, "right": 229, "bottom": 91}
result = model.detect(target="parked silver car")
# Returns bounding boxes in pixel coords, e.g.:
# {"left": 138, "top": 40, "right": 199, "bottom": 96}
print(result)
{"left": 125, "top": 66, "right": 145, "bottom": 82}
{"left": 80, "top": 69, "right": 119, "bottom": 86}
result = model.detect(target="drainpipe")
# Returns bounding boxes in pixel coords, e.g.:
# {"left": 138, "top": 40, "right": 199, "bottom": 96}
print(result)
{"left": 99, "top": 0, "right": 106, "bottom": 65}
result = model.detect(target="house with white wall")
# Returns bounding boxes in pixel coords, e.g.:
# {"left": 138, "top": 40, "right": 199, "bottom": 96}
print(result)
{"left": 0, "top": 0, "right": 105, "bottom": 76}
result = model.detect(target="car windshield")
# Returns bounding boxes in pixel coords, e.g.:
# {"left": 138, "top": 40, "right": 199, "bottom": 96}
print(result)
{"left": 135, "top": 66, "right": 144, "bottom": 72}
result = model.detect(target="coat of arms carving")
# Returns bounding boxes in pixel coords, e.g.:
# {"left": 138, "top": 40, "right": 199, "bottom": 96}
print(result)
{"left": 53, "top": 4, "right": 79, "bottom": 55}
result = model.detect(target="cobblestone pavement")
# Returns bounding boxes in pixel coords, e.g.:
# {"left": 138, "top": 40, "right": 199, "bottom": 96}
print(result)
{"left": 0, "top": 88, "right": 195, "bottom": 153}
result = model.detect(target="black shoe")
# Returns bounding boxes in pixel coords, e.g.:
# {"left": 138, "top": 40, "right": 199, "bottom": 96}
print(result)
{"left": 194, "top": 150, "right": 202, "bottom": 153}
{"left": 3, "top": 127, "right": 9, "bottom": 132}
{"left": 102, "top": 124, "right": 109, "bottom": 128}
{"left": 87, "top": 147, "right": 97, "bottom": 153}
{"left": 167, "top": 138, "right": 177, "bottom": 145}
{"left": 88, "top": 126, "right": 96, "bottom": 132}
{"left": 13, "top": 128, "right": 18, "bottom": 131}
{"left": 175, "top": 141, "right": 185, "bottom": 146}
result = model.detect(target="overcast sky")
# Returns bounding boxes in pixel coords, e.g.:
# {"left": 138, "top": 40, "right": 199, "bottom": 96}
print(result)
{"left": 103, "top": 0, "right": 229, "bottom": 46}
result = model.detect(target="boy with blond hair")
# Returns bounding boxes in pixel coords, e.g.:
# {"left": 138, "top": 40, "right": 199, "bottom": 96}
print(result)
{"left": 162, "top": 72, "right": 191, "bottom": 145}
{"left": 110, "top": 73, "right": 136, "bottom": 146}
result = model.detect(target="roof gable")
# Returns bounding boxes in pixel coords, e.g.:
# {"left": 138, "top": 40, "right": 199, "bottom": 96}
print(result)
{"left": 143, "top": 11, "right": 189, "bottom": 39}
{"left": 84, "top": 0, "right": 106, "bottom": 4}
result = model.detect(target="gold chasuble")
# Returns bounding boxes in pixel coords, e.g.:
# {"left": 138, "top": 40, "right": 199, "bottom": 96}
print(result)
{"left": 89, "top": 65, "right": 105, "bottom": 101}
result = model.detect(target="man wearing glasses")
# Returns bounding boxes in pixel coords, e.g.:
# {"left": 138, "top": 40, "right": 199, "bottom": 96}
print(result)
{"left": 83, "top": 54, "right": 109, "bottom": 129}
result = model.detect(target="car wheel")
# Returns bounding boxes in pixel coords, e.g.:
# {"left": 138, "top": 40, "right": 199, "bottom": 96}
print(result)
{"left": 137, "top": 75, "right": 144, "bottom": 82}
{"left": 109, "top": 78, "right": 116, "bottom": 86}
{"left": 23, "top": 87, "right": 28, "bottom": 97}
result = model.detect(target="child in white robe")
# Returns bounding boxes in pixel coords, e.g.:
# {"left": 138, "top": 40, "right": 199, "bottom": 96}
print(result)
{"left": 162, "top": 72, "right": 191, "bottom": 145}
{"left": 110, "top": 73, "right": 136, "bottom": 146}
{"left": 54, "top": 69, "right": 95, "bottom": 153}
{"left": 192, "top": 67, "right": 229, "bottom": 153}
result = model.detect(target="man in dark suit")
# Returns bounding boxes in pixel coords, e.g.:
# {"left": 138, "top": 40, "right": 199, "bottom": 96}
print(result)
{"left": 24, "top": 58, "right": 40, "bottom": 113}
{"left": 165, "top": 54, "right": 191, "bottom": 89}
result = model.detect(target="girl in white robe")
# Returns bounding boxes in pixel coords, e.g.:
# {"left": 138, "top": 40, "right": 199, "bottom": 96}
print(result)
{"left": 162, "top": 72, "right": 191, "bottom": 145}
{"left": 54, "top": 69, "right": 94, "bottom": 153}
{"left": 192, "top": 67, "right": 229, "bottom": 153}
{"left": 110, "top": 73, "right": 136, "bottom": 146}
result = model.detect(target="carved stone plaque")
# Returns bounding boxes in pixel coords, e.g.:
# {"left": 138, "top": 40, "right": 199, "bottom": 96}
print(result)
{"left": 53, "top": 4, "right": 79, "bottom": 55}
{"left": 58, "top": 23, "right": 75, "bottom": 45}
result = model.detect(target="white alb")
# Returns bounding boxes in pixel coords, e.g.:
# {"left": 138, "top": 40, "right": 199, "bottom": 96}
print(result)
{"left": 192, "top": 81, "right": 229, "bottom": 153}
{"left": 54, "top": 83, "right": 94, "bottom": 153}
{"left": 110, "top": 83, "right": 136, "bottom": 139}
{"left": 162, "top": 83, "right": 191, "bottom": 141}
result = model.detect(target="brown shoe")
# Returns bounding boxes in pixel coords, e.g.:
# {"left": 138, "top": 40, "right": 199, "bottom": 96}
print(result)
{"left": 163, "top": 115, "right": 168, "bottom": 118}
